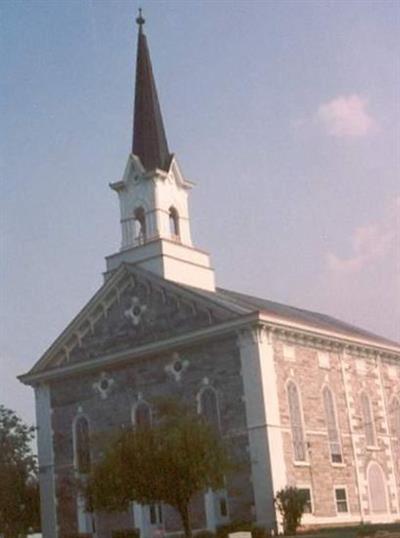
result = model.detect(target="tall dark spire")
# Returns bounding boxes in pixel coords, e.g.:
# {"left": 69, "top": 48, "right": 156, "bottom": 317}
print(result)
{"left": 132, "top": 10, "right": 171, "bottom": 171}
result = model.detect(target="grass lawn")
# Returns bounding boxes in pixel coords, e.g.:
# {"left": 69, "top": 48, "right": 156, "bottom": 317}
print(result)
{"left": 295, "top": 522, "right": 400, "bottom": 538}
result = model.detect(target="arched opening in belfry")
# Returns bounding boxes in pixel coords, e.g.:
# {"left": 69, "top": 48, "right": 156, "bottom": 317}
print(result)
{"left": 134, "top": 207, "right": 146, "bottom": 244}
{"left": 169, "top": 206, "right": 180, "bottom": 240}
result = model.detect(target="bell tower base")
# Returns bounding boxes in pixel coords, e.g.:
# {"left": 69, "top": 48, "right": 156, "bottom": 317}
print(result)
{"left": 105, "top": 238, "right": 216, "bottom": 291}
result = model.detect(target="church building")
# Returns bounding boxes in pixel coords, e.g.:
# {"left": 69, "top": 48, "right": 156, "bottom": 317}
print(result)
{"left": 20, "top": 14, "right": 400, "bottom": 538}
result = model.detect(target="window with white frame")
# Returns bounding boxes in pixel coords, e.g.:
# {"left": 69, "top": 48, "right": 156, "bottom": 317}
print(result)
{"left": 322, "top": 386, "right": 342, "bottom": 463}
{"left": 134, "top": 401, "right": 152, "bottom": 429}
{"left": 298, "top": 488, "right": 312, "bottom": 513}
{"left": 74, "top": 416, "right": 91, "bottom": 474}
{"left": 360, "top": 392, "right": 376, "bottom": 446}
{"left": 199, "top": 387, "right": 220, "bottom": 432}
{"left": 334, "top": 488, "right": 348, "bottom": 513}
{"left": 149, "top": 503, "right": 163, "bottom": 524}
{"left": 287, "top": 381, "right": 306, "bottom": 462}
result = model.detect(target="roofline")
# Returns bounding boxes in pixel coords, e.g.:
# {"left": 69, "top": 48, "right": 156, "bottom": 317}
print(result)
{"left": 258, "top": 312, "right": 400, "bottom": 355}
{"left": 19, "top": 312, "right": 399, "bottom": 386}
{"left": 19, "top": 313, "right": 259, "bottom": 386}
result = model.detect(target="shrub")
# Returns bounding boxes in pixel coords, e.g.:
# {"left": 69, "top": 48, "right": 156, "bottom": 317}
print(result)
{"left": 275, "top": 486, "right": 308, "bottom": 535}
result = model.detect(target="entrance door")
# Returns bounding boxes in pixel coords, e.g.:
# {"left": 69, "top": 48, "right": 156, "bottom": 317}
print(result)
{"left": 133, "top": 503, "right": 163, "bottom": 538}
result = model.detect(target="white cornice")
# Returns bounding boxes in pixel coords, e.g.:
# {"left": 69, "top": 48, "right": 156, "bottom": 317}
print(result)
{"left": 257, "top": 313, "right": 400, "bottom": 358}
{"left": 19, "top": 309, "right": 399, "bottom": 386}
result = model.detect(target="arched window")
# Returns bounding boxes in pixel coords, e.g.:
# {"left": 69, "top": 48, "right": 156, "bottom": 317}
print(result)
{"left": 322, "top": 386, "right": 342, "bottom": 463}
{"left": 134, "top": 207, "right": 146, "bottom": 245}
{"left": 134, "top": 401, "right": 152, "bottom": 429}
{"left": 168, "top": 206, "right": 180, "bottom": 240}
{"left": 287, "top": 381, "right": 306, "bottom": 462}
{"left": 361, "top": 392, "right": 376, "bottom": 446}
{"left": 200, "top": 387, "right": 220, "bottom": 432}
{"left": 74, "top": 416, "right": 91, "bottom": 474}
{"left": 368, "top": 462, "right": 388, "bottom": 513}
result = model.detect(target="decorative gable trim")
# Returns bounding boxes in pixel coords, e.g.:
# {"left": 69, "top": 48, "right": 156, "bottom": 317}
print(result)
{"left": 19, "top": 313, "right": 259, "bottom": 385}
{"left": 20, "top": 264, "right": 246, "bottom": 382}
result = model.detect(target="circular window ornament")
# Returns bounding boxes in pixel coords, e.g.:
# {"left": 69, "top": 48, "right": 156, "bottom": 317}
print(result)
{"left": 165, "top": 353, "right": 189, "bottom": 381}
{"left": 93, "top": 372, "right": 115, "bottom": 400}
{"left": 124, "top": 296, "right": 147, "bottom": 326}
{"left": 173, "top": 360, "right": 183, "bottom": 373}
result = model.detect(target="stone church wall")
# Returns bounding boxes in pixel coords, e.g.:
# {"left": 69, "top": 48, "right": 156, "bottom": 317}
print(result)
{"left": 49, "top": 333, "right": 254, "bottom": 536}
{"left": 273, "top": 337, "right": 400, "bottom": 525}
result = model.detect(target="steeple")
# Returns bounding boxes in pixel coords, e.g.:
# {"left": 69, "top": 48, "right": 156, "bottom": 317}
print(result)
{"left": 107, "top": 12, "right": 215, "bottom": 291}
{"left": 132, "top": 10, "right": 171, "bottom": 171}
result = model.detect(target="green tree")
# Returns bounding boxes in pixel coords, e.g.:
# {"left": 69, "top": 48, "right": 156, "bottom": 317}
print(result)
{"left": 87, "top": 400, "right": 232, "bottom": 538}
{"left": 274, "top": 486, "right": 308, "bottom": 535}
{"left": 0, "top": 405, "right": 40, "bottom": 538}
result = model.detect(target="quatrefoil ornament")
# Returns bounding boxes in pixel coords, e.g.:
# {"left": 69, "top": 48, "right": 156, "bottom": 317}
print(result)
{"left": 124, "top": 296, "right": 147, "bottom": 326}
{"left": 93, "top": 372, "right": 115, "bottom": 400}
{"left": 165, "top": 352, "right": 189, "bottom": 382}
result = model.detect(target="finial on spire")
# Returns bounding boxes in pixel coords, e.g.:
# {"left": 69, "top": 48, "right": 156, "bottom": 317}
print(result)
{"left": 132, "top": 5, "right": 170, "bottom": 171}
{"left": 136, "top": 8, "right": 145, "bottom": 31}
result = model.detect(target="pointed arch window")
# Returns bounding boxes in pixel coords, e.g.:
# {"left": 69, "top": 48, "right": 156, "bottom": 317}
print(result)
{"left": 361, "top": 392, "right": 376, "bottom": 447}
{"left": 74, "top": 416, "right": 91, "bottom": 474}
{"left": 322, "top": 386, "right": 342, "bottom": 463}
{"left": 168, "top": 206, "right": 180, "bottom": 240}
{"left": 134, "top": 207, "right": 146, "bottom": 245}
{"left": 134, "top": 401, "right": 152, "bottom": 429}
{"left": 368, "top": 462, "right": 388, "bottom": 513}
{"left": 199, "top": 387, "right": 220, "bottom": 432}
{"left": 287, "top": 381, "right": 306, "bottom": 462}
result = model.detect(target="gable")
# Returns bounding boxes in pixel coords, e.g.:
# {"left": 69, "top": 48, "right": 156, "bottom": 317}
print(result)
{"left": 26, "top": 264, "right": 244, "bottom": 378}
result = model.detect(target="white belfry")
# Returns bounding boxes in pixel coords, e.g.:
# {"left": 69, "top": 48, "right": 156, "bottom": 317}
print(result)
{"left": 106, "top": 17, "right": 215, "bottom": 291}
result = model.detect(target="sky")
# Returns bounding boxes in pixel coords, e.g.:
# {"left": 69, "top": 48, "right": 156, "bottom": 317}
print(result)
{"left": 1, "top": 0, "right": 399, "bottom": 432}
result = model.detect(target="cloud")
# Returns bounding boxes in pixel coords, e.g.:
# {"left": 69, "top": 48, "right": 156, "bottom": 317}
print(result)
{"left": 326, "top": 196, "right": 400, "bottom": 275}
{"left": 317, "top": 95, "right": 377, "bottom": 138}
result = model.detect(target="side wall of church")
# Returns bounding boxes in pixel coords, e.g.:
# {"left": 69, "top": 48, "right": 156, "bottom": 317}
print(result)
{"left": 272, "top": 335, "right": 400, "bottom": 527}
{"left": 48, "top": 334, "right": 255, "bottom": 537}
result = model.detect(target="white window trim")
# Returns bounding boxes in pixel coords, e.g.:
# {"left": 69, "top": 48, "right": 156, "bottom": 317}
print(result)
{"left": 72, "top": 412, "right": 91, "bottom": 473}
{"left": 297, "top": 484, "right": 314, "bottom": 515}
{"left": 286, "top": 379, "right": 308, "bottom": 464}
{"left": 334, "top": 485, "right": 350, "bottom": 515}
{"left": 131, "top": 398, "right": 152, "bottom": 427}
{"left": 197, "top": 384, "right": 221, "bottom": 430}
{"left": 321, "top": 384, "right": 344, "bottom": 466}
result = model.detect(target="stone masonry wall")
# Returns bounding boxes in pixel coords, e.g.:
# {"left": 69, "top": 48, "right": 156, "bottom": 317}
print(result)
{"left": 50, "top": 333, "right": 254, "bottom": 537}
{"left": 273, "top": 336, "right": 400, "bottom": 525}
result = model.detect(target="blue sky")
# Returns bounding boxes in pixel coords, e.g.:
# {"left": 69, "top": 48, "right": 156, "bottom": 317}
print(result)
{"left": 1, "top": 0, "right": 399, "bottom": 428}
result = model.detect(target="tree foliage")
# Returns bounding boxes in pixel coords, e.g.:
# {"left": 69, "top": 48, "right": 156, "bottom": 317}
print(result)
{"left": 0, "top": 405, "right": 40, "bottom": 538}
{"left": 274, "top": 486, "right": 308, "bottom": 535}
{"left": 87, "top": 400, "right": 232, "bottom": 538}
